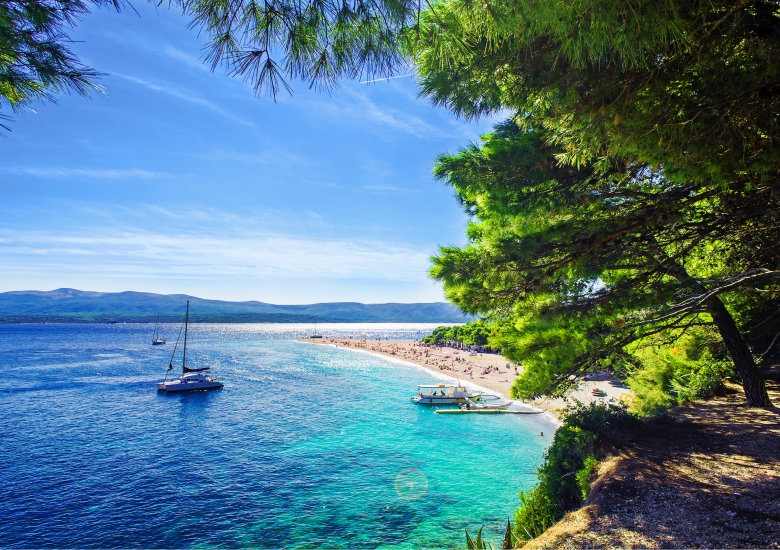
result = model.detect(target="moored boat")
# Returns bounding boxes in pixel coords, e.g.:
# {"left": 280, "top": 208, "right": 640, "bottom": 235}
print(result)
{"left": 157, "top": 301, "right": 223, "bottom": 393}
{"left": 152, "top": 313, "right": 166, "bottom": 345}
{"left": 412, "top": 382, "right": 479, "bottom": 404}
{"left": 309, "top": 318, "right": 323, "bottom": 339}
{"left": 460, "top": 394, "right": 511, "bottom": 410}
{"left": 157, "top": 371, "right": 223, "bottom": 392}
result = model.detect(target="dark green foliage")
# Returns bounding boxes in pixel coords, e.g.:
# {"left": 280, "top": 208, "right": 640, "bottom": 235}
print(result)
{"left": 413, "top": 0, "right": 780, "bottom": 407}
{"left": 177, "top": 0, "right": 420, "bottom": 96}
{"left": 414, "top": 0, "right": 780, "bottom": 190}
{"left": 575, "top": 456, "right": 599, "bottom": 502}
{"left": 2, "top": 0, "right": 422, "bottom": 122}
{"left": 0, "top": 0, "right": 126, "bottom": 125}
{"left": 513, "top": 402, "right": 634, "bottom": 541}
{"left": 514, "top": 484, "right": 557, "bottom": 541}
{"left": 428, "top": 117, "right": 775, "bottom": 406}
{"left": 421, "top": 319, "right": 493, "bottom": 345}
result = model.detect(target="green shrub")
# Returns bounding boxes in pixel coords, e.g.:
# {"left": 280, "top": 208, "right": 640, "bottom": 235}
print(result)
{"left": 513, "top": 484, "right": 558, "bottom": 540}
{"left": 513, "top": 402, "right": 633, "bottom": 541}
{"left": 626, "top": 353, "right": 676, "bottom": 416}
{"left": 627, "top": 335, "right": 734, "bottom": 416}
{"left": 576, "top": 456, "right": 599, "bottom": 502}
{"left": 671, "top": 359, "right": 733, "bottom": 402}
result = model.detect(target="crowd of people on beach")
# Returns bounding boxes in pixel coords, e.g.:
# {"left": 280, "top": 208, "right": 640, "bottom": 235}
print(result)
{"left": 303, "top": 336, "right": 529, "bottom": 400}
{"left": 312, "top": 337, "right": 520, "bottom": 383}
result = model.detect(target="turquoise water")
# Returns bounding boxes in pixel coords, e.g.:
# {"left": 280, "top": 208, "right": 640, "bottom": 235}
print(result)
{"left": 0, "top": 324, "right": 553, "bottom": 548}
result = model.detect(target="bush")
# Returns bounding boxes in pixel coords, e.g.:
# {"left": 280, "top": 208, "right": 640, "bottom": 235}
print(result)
{"left": 627, "top": 335, "right": 734, "bottom": 416}
{"left": 514, "top": 485, "right": 558, "bottom": 540}
{"left": 513, "top": 402, "right": 633, "bottom": 541}
{"left": 576, "top": 456, "right": 599, "bottom": 502}
{"left": 671, "top": 360, "right": 733, "bottom": 402}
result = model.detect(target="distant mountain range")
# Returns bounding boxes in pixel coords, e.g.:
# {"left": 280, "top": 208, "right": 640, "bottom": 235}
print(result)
{"left": 0, "top": 289, "right": 473, "bottom": 324}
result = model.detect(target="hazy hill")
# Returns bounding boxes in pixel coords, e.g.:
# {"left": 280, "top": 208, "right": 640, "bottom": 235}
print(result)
{"left": 0, "top": 289, "right": 473, "bottom": 323}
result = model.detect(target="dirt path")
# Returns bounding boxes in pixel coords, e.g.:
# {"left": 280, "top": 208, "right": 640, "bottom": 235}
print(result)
{"left": 524, "top": 381, "right": 780, "bottom": 549}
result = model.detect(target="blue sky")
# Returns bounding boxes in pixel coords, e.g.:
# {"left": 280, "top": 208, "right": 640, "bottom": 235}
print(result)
{"left": 0, "top": 3, "right": 498, "bottom": 304}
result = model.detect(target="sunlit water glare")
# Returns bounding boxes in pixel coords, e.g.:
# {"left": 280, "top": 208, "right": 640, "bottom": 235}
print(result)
{"left": 0, "top": 324, "right": 553, "bottom": 548}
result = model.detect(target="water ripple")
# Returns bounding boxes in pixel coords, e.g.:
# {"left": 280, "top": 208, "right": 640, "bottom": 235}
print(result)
{"left": 0, "top": 324, "right": 554, "bottom": 548}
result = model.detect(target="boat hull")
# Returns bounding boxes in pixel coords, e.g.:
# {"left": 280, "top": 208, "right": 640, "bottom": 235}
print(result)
{"left": 412, "top": 396, "right": 469, "bottom": 404}
{"left": 152, "top": 340, "right": 166, "bottom": 345}
{"left": 157, "top": 380, "right": 223, "bottom": 392}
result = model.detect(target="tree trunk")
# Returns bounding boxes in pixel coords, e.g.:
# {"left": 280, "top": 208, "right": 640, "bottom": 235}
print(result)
{"left": 657, "top": 247, "right": 773, "bottom": 407}
{"left": 704, "top": 295, "right": 772, "bottom": 407}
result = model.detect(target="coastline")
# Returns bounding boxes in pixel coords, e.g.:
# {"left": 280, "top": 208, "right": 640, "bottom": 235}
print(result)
{"left": 300, "top": 337, "right": 632, "bottom": 426}
{"left": 301, "top": 337, "right": 518, "bottom": 395}
{"left": 300, "top": 337, "right": 564, "bottom": 423}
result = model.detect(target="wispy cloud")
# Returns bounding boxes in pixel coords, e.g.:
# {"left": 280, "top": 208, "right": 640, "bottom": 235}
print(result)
{"left": 0, "top": 226, "right": 432, "bottom": 281}
{"left": 114, "top": 74, "right": 257, "bottom": 128}
{"left": 363, "top": 184, "right": 423, "bottom": 194}
{"left": 5, "top": 167, "right": 173, "bottom": 179}
{"left": 194, "top": 148, "right": 310, "bottom": 166}
{"left": 162, "top": 45, "right": 212, "bottom": 73}
{"left": 340, "top": 87, "right": 447, "bottom": 139}
{"left": 280, "top": 85, "right": 449, "bottom": 140}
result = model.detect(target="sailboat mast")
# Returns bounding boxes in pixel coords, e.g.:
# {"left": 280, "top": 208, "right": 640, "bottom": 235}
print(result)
{"left": 182, "top": 301, "right": 189, "bottom": 374}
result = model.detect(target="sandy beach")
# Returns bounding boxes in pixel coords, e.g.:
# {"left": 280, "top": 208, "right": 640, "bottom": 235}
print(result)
{"left": 300, "top": 337, "right": 632, "bottom": 422}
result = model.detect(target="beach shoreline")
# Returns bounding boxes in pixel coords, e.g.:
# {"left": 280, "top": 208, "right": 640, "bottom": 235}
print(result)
{"left": 300, "top": 337, "right": 632, "bottom": 425}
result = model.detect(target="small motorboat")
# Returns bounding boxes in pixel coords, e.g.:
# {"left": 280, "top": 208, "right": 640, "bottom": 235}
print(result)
{"left": 592, "top": 388, "right": 607, "bottom": 397}
{"left": 460, "top": 394, "right": 511, "bottom": 410}
{"left": 157, "top": 301, "right": 223, "bottom": 393}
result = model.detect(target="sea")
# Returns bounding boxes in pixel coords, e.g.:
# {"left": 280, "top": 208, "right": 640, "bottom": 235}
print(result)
{"left": 0, "top": 323, "right": 554, "bottom": 548}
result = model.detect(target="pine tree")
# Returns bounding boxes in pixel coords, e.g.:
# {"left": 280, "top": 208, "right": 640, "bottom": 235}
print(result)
{"left": 430, "top": 121, "right": 775, "bottom": 406}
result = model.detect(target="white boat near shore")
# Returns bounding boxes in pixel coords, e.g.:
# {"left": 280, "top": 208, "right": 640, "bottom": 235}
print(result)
{"left": 412, "top": 382, "right": 479, "bottom": 404}
{"left": 460, "top": 394, "right": 511, "bottom": 410}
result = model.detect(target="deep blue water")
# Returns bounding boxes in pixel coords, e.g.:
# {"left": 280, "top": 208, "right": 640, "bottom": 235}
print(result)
{"left": 0, "top": 324, "right": 553, "bottom": 548}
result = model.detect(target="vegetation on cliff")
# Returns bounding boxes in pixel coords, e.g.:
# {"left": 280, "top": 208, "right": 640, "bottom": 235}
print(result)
{"left": 513, "top": 403, "right": 635, "bottom": 541}
{"left": 420, "top": 319, "right": 493, "bottom": 346}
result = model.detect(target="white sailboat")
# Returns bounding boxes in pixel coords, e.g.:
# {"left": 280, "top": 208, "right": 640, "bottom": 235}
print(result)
{"left": 310, "top": 318, "right": 323, "bottom": 339}
{"left": 157, "top": 301, "right": 223, "bottom": 392}
{"left": 151, "top": 314, "right": 166, "bottom": 345}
